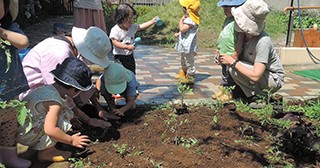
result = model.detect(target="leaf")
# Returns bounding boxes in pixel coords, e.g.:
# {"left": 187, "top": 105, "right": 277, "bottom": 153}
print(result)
{"left": 17, "top": 106, "right": 28, "bottom": 126}
{"left": 213, "top": 115, "right": 218, "bottom": 124}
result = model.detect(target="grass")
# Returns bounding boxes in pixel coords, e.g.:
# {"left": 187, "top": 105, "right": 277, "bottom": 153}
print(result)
{"left": 105, "top": 0, "right": 289, "bottom": 48}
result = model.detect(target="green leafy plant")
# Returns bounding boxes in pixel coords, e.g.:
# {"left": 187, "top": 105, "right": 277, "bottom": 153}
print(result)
{"left": 211, "top": 115, "right": 218, "bottom": 124}
{"left": 113, "top": 143, "right": 128, "bottom": 157}
{"left": 0, "top": 100, "right": 32, "bottom": 130}
{"left": 177, "top": 82, "right": 193, "bottom": 107}
{"left": 69, "top": 158, "right": 91, "bottom": 168}
{"left": 174, "top": 137, "right": 199, "bottom": 148}
{"left": 0, "top": 163, "right": 5, "bottom": 168}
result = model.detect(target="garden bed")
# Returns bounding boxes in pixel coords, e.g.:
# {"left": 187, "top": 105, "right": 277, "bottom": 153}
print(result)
{"left": 21, "top": 97, "right": 320, "bottom": 168}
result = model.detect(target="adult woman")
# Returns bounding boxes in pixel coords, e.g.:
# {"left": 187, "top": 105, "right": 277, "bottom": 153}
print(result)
{"left": 73, "top": 0, "right": 107, "bottom": 32}
{"left": 219, "top": 0, "right": 284, "bottom": 105}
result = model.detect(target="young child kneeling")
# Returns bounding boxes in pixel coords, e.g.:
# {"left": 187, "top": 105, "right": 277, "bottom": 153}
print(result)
{"left": 99, "top": 63, "right": 139, "bottom": 117}
{"left": 16, "top": 57, "right": 92, "bottom": 162}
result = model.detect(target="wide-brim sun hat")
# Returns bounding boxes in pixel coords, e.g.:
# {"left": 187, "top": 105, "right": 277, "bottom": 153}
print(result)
{"left": 51, "top": 57, "right": 93, "bottom": 91}
{"left": 9, "top": 0, "right": 19, "bottom": 21}
{"left": 72, "top": 26, "right": 111, "bottom": 68}
{"left": 179, "top": 0, "right": 200, "bottom": 25}
{"left": 103, "top": 63, "right": 132, "bottom": 94}
{"left": 217, "top": 0, "right": 246, "bottom": 7}
{"left": 231, "top": 0, "right": 269, "bottom": 36}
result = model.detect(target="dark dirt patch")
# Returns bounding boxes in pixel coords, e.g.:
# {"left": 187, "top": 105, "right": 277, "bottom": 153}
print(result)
{"left": 22, "top": 98, "right": 320, "bottom": 168}
{"left": 83, "top": 105, "right": 272, "bottom": 168}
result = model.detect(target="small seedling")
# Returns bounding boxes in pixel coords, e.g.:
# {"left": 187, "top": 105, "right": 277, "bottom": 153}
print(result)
{"left": 113, "top": 143, "right": 128, "bottom": 157}
{"left": 177, "top": 82, "right": 193, "bottom": 107}
{"left": 69, "top": 158, "right": 91, "bottom": 168}
{"left": 150, "top": 160, "right": 163, "bottom": 168}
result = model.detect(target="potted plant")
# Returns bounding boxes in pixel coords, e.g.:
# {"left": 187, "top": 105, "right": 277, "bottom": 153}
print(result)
{"left": 174, "top": 82, "right": 193, "bottom": 115}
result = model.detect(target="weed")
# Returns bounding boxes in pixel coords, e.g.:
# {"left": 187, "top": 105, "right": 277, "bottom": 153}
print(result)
{"left": 154, "top": 103, "right": 172, "bottom": 110}
{"left": 174, "top": 137, "right": 199, "bottom": 148}
{"left": 113, "top": 143, "right": 128, "bottom": 157}
{"left": 211, "top": 115, "right": 218, "bottom": 124}
{"left": 150, "top": 160, "right": 163, "bottom": 168}
{"left": 69, "top": 158, "right": 91, "bottom": 168}
{"left": 239, "top": 125, "right": 254, "bottom": 136}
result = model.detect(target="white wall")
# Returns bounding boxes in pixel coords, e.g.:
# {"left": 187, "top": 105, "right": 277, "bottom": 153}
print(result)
{"left": 264, "top": 0, "right": 320, "bottom": 12}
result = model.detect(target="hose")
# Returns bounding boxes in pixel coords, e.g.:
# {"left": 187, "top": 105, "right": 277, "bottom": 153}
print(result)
{"left": 297, "top": 0, "right": 320, "bottom": 63}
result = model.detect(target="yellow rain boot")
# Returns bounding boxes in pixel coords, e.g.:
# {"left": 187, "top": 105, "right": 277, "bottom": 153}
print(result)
{"left": 181, "top": 74, "right": 194, "bottom": 84}
{"left": 212, "top": 86, "right": 224, "bottom": 99}
{"left": 217, "top": 90, "right": 233, "bottom": 102}
{"left": 175, "top": 69, "right": 185, "bottom": 79}
{"left": 38, "top": 146, "right": 72, "bottom": 162}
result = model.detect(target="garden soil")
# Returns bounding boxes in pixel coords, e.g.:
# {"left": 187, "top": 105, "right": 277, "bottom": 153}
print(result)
{"left": 21, "top": 101, "right": 320, "bottom": 168}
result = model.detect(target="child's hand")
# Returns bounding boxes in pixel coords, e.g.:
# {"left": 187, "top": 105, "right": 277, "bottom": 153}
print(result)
{"left": 152, "top": 16, "right": 159, "bottom": 23}
{"left": 70, "top": 132, "right": 90, "bottom": 148}
{"left": 214, "top": 50, "right": 221, "bottom": 65}
{"left": 174, "top": 32, "right": 179, "bottom": 38}
{"left": 70, "top": 116, "right": 82, "bottom": 129}
{"left": 99, "top": 110, "right": 120, "bottom": 120}
{"left": 113, "top": 108, "right": 125, "bottom": 116}
{"left": 126, "top": 45, "right": 135, "bottom": 51}
{"left": 181, "top": 15, "right": 187, "bottom": 21}
{"left": 88, "top": 118, "right": 111, "bottom": 128}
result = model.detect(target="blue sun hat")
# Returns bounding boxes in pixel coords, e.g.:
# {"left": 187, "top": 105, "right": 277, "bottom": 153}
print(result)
{"left": 51, "top": 57, "right": 93, "bottom": 91}
{"left": 217, "top": 0, "right": 246, "bottom": 7}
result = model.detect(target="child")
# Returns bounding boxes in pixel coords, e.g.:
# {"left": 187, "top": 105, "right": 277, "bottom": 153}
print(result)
{"left": 0, "top": 0, "right": 31, "bottom": 167}
{"left": 110, "top": 3, "right": 158, "bottom": 74}
{"left": 16, "top": 57, "right": 92, "bottom": 162}
{"left": 211, "top": 0, "right": 245, "bottom": 101}
{"left": 52, "top": 22, "right": 67, "bottom": 35}
{"left": 174, "top": 0, "right": 200, "bottom": 84}
{"left": 99, "top": 63, "right": 140, "bottom": 117}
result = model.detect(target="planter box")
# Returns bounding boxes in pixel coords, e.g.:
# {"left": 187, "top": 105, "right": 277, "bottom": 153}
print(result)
{"left": 293, "top": 29, "right": 320, "bottom": 47}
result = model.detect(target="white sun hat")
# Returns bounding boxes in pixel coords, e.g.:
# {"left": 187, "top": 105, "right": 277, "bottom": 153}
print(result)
{"left": 231, "top": 0, "right": 270, "bottom": 36}
{"left": 72, "top": 26, "right": 111, "bottom": 68}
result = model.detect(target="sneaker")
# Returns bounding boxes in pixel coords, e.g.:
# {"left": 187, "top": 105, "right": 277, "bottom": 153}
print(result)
{"left": 180, "top": 74, "right": 194, "bottom": 84}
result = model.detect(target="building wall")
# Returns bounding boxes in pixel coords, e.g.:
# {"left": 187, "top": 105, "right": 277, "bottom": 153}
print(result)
{"left": 264, "top": 0, "right": 320, "bottom": 12}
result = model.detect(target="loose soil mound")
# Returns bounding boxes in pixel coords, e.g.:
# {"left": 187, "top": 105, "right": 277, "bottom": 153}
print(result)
{"left": 83, "top": 105, "right": 272, "bottom": 167}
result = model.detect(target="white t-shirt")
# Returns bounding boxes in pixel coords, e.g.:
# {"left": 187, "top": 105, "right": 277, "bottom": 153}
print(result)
{"left": 73, "top": 0, "right": 103, "bottom": 10}
{"left": 110, "top": 24, "right": 139, "bottom": 55}
{"left": 175, "top": 17, "right": 198, "bottom": 53}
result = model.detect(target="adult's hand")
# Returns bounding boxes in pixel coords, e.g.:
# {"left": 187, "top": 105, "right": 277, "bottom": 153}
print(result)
{"left": 219, "top": 54, "right": 236, "bottom": 65}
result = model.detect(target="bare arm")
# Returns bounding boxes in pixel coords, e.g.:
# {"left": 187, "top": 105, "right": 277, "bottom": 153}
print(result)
{"left": 113, "top": 96, "right": 136, "bottom": 116}
{"left": 179, "top": 15, "right": 191, "bottom": 33}
{"left": 138, "top": 16, "right": 157, "bottom": 31}
{"left": 111, "top": 38, "right": 135, "bottom": 51}
{"left": 43, "top": 102, "right": 90, "bottom": 148}
{"left": 0, "top": 27, "right": 29, "bottom": 49}
{"left": 232, "top": 32, "right": 245, "bottom": 60}
{"left": 220, "top": 54, "right": 266, "bottom": 82}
